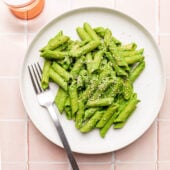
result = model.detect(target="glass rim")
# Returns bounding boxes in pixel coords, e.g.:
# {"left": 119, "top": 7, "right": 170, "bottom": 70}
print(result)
{"left": 2, "top": 0, "right": 35, "bottom": 7}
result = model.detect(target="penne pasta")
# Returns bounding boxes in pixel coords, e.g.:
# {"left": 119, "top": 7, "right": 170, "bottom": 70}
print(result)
{"left": 39, "top": 22, "right": 145, "bottom": 137}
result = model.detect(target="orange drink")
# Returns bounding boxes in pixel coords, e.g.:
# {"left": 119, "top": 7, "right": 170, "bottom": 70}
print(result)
{"left": 3, "top": 0, "right": 45, "bottom": 19}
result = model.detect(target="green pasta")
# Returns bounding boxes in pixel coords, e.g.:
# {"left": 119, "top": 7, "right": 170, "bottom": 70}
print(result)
{"left": 123, "top": 79, "right": 133, "bottom": 100}
{"left": 55, "top": 87, "right": 67, "bottom": 113}
{"left": 129, "top": 61, "right": 145, "bottom": 82}
{"left": 100, "top": 111, "right": 120, "bottom": 138}
{"left": 84, "top": 107, "right": 101, "bottom": 120}
{"left": 86, "top": 98, "right": 114, "bottom": 107}
{"left": 64, "top": 97, "right": 72, "bottom": 119}
{"left": 96, "top": 104, "right": 118, "bottom": 128}
{"left": 114, "top": 121, "right": 126, "bottom": 129}
{"left": 41, "top": 60, "right": 51, "bottom": 89}
{"left": 104, "top": 28, "right": 112, "bottom": 46}
{"left": 71, "top": 56, "right": 85, "bottom": 78}
{"left": 105, "top": 52, "right": 128, "bottom": 76}
{"left": 81, "top": 76, "right": 99, "bottom": 102}
{"left": 76, "top": 27, "right": 91, "bottom": 41}
{"left": 125, "top": 54, "right": 144, "bottom": 65}
{"left": 83, "top": 22, "right": 100, "bottom": 41}
{"left": 70, "top": 40, "right": 100, "bottom": 57}
{"left": 43, "top": 35, "right": 70, "bottom": 51}
{"left": 40, "top": 50, "right": 68, "bottom": 60}
{"left": 90, "top": 50, "right": 104, "bottom": 73}
{"left": 80, "top": 111, "right": 103, "bottom": 133}
{"left": 77, "top": 69, "right": 88, "bottom": 89}
{"left": 114, "top": 94, "right": 139, "bottom": 123}
{"left": 39, "top": 22, "right": 146, "bottom": 137}
{"left": 120, "top": 48, "right": 144, "bottom": 57}
{"left": 120, "top": 43, "right": 137, "bottom": 51}
{"left": 52, "top": 62, "right": 70, "bottom": 81}
{"left": 86, "top": 52, "right": 93, "bottom": 74}
{"left": 75, "top": 101, "right": 85, "bottom": 129}
{"left": 40, "top": 31, "right": 63, "bottom": 52}
{"left": 91, "top": 78, "right": 114, "bottom": 100}
{"left": 94, "top": 27, "right": 106, "bottom": 38}
{"left": 68, "top": 81, "right": 79, "bottom": 118}
{"left": 49, "top": 68, "right": 67, "bottom": 91}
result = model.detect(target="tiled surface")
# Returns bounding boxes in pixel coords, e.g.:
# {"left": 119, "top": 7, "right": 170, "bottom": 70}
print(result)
{"left": 115, "top": 0, "right": 157, "bottom": 34}
{"left": 29, "top": 163, "right": 69, "bottom": 170}
{"left": 115, "top": 163, "right": 156, "bottom": 170}
{"left": 158, "top": 121, "right": 170, "bottom": 161}
{"left": 28, "top": 122, "right": 67, "bottom": 162}
{"left": 0, "top": 79, "right": 26, "bottom": 119}
{"left": 115, "top": 123, "right": 157, "bottom": 162}
{"left": 0, "top": 0, "right": 170, "bottom": 170}
{"left": 1, "top": 163, "right": 27, "bottom": 170}
{"left": 0, "top": 121, "right": 27, "bottom": 162}
{"left": 158, "top": 163, "right": 170, "bottom": 170}
{"left": 160, "top": 0, "right": 170, "bottom": 33}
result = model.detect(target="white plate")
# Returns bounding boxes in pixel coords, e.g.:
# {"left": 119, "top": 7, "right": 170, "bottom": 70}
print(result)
{"left": 20, "top": 7, "right": 166, "bottom": 154}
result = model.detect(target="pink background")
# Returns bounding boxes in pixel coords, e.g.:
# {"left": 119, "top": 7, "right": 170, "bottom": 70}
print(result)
{"left": 0, "top": 0, "right": 170, "bottom": 170}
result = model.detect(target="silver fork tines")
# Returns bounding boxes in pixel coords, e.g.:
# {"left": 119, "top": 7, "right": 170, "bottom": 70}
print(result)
{"left": 28, "top": 63, "right": 43, "bottom": 94}
{"left": 28, "top": 62, "right": 79, "bottom": 170}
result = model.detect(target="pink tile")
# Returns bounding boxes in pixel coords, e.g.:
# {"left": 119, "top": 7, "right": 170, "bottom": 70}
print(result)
{"left": 29, "top": 163, "right": 69, "bottom": 170}
{"left": 159, "top": 78, "right": 170, "bottom": 119}
{"left": 158, "top": 121, "right": 170, "bottom": 161}
{"left": 27, "top": 0, "right": 71, "bottom": 33}
{"left": 0, "top": 35, "right": 27, "bottom": 76}
{"left": 28, "top": 122, "right": 67, "bottom": 162}
{"left": 160, "top": 0, "right": 170, "bottom": 33}
{"left": 27, "top": 34, "right": 36, "bottom": 47}
{"left": 1, "top": 163, "right": 27, "bottom": 170}
{"left": 74, "top": 152, "right": 112, "bottom": 163}
{"left": 115, "top": 123, "right": 156, "bottom": 162}
{"left": 78, "top": 164, "right": 112, "bottom": 170}
{"left": 158, "top": 162, "right": 170, "bottom": 170}
{"left": 0, "top": 0, "right": 26, "bottom": 33}
{"left": 0, "top": 79, "right": 26, "bottom": 119}
{"left": 116, "top": 0, "right": 156, "bottom": 34}
{"left": 0, "top": 121, "right": 27, "bottom": 162}
{"left": 159, "top": 35, "right": 170, "bottom": 77}
{"left": 115, "top": 163, "right": 156, "bottom": 170}
{"left": 71, "top": 0, "right": 114, "bottom": 9}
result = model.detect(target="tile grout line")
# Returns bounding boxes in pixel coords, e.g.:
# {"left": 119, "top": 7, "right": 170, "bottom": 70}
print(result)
{"left": 155, "top": 119, "right": 158, "bottom": 170}
{"left": 5, "top": 161, "right": 113, "bottom": 164}
{"left": 155, "top": 0, "right": 159, "bottom": 43}
{"left": 114, "top": 0, "right": 117, "bottom": 9}
{"left": 29, "top": 161, "right": 69, "bottom": 164}
{"left": 110, "top": 0, "right": 116, "bottom": 9}
{"left": 25, "top": 18, "right": 30, "bottom": 170}
{"left": 26, "top": 119, "right": 29, "bottom": 170}
{"left": 112, "top": 152, "right": 115, "bottom": 170}
{"left": 157, "top": 120, "right": 160, "bottom": 169}
{"left": 114, "top": 161, "right": 161, "bottom": 164}
{"left": 0, "top": 149, "right": 1, "bottom": 170}
{"left": 157, "top": 119, "right": 170, "bottom": 121}
{"left": 69, "top": 0, "right": 72, "bottom": 10}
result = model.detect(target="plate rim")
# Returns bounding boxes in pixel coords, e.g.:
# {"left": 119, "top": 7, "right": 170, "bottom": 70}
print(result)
{"left": 19, "top": 6, "right": 166, "bottom": 154}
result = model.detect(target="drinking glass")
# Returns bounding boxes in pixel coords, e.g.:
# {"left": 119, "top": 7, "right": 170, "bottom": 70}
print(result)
{"left": 2, "top": 0, "right": 45, "bottom": 19}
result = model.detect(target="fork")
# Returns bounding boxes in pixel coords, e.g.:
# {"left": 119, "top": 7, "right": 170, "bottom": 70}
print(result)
{"left": 28, "top": 63, "right": 79, "bottom": 170}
